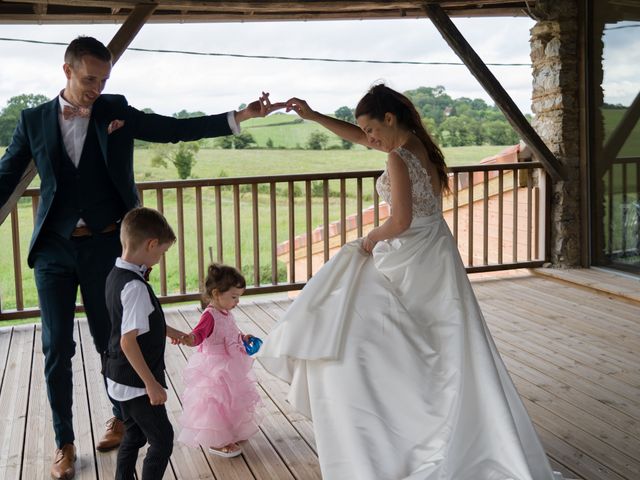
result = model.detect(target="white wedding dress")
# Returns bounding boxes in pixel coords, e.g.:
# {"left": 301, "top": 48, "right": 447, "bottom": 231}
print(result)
{"left": 257, "top": 147, "right": 562, "bottom": 480}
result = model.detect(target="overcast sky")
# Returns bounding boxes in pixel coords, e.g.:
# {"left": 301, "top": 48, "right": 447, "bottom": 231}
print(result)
{"left": 0, "top": 16, "right": 637, "bottom": 116}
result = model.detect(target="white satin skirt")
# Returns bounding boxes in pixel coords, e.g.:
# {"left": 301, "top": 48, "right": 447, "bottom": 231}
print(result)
{"left": 257, "top": 214, "right": 561, "bottom": 480}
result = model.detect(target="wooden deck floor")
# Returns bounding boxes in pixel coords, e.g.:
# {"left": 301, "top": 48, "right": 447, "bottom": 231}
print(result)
{"left": 1, "top": 269, "right": 639, "bottom": 479}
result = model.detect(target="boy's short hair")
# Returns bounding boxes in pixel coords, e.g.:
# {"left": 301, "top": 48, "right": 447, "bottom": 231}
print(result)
{"left": 65, "top": 35, "right": 112, "bottom": 66}
{"left": 120, "top": 207, "right": 176, "bottom": 250}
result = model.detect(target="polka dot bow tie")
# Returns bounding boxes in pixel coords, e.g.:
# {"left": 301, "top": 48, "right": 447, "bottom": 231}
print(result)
{"left": 62, "top": 105, "right": 91, "bottom": 120}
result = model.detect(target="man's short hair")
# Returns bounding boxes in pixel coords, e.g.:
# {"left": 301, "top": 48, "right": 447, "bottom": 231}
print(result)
{"left": 65, "top": 36, "right": 112, "bottom": 66}
{"left": 120, "top": 207, "right": 176, "bottom": 251}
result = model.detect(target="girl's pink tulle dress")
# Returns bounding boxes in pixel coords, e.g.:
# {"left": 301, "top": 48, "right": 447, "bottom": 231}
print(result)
{"left": 178, "top": 306, "right": 261, "bottom": 449}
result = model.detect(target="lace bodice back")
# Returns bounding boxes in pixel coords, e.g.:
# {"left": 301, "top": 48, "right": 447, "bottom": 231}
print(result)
{"left": 376, "top": 147, "right": 441, "bottom": 218}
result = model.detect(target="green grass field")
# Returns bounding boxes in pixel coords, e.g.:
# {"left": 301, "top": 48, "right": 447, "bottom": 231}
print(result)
{"left": 135, "top": 144, "right": 505, "bottom": 182}
{"left": 603, "top": 108, "right": 640, "bottom": 157}
{"left": 2, "top": 143, "right": 508, "bottom": 188}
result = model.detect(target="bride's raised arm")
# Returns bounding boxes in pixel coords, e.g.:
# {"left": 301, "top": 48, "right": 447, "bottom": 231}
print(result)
{"left": 285, "top": 97, "right": 371, "bottom": 148}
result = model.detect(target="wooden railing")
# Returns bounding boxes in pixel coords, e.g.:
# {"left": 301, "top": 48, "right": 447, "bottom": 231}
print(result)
{"left": 0, "top": 162, "right": 548, "bottom": 321}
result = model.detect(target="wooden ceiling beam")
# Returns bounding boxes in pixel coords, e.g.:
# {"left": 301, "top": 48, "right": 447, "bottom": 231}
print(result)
{"left": 32, "top": 3, "right": 47, "bottom": 15}
{"left": 424, "top": 2, "right": 567, "bottom": 182}
{"left": 4, "top": 1, "right": 527, "bottom": 11}
{"left": 0, "top": 10, "right": 533, "bottom": 24}
{"left": 108, "top": 2, "right": 158, "bottom": 64}
{"left": 1, "top": 0, "right": 535, "bottom": 17}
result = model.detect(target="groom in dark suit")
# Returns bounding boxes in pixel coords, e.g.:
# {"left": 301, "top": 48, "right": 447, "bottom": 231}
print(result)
{"left": 0, "top": 36, "right": 278, "bottom": 480}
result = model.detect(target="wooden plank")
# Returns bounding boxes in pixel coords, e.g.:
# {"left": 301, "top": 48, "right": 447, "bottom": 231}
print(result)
{"left": 77, "top": 320, "right": 119, "bottom": 479}
{"left": 493, "top": 314, "right": 640, "bottom": 394}
{"left": 23, "top": 324, "right": 97, "bottom": 479}
{"left": 533, "top": 268, "right": 640, "bottom": 304}
{"left": 22, "top": 326, "right": 56, "bottom": 479}
{"left": 239, "top": 301, "right": 283, "bottom": 334}
{"left": 510, "top": 370, "right": 640, "bottom": 464}
{"left": 535, "top": 425, "right": 621, "bottom": 480}
{"left": 484, "top": 292, "right": 640, "bottom": 378}
{"left": 0, "top": 328, "right": 11, "bottom": 377}
{"left": 523, "top": 275, "right": 640, "bottom": 326}
{"left": 502, "top": 351, "right": 640, "bottom": 443}
{"left": 234, "top": 304, "right": 319, "bottom": 452}
{"left": 503, "top": 280, "right": 640, "bottom": 347}
{"left": 548, "top": 456, "right": 582, "bottom": 480}
{"left": 522, "top": 396, "right": 639, "bottom": 479}
{"left": 490, "top": 328, "right": 640, "bottom": 421}
{"left": 480, "top": 281, "right": 640, "bottom": 364}
{"left": 72, "top": 321, "right": 101, "bottom": 479}
{"left": 424, "top": 2, "right": 567, "bottom": 181}
{"left": 232, "top": 306, "right": 321, "bottom": 480}
{"left": 478, "top": 277, "right": 640, "bottom": 355}
{"left": 273, "top": 299, "right": 294, "bottom": 312}
{"left": 161, "top": 363, "right": 202, "bottom": 480}
{"left": 23, "top": 325, "right": 97, "bottom": 480}
{"left": 0, "top": 325, "right": 33, "bottom": 479}
{"left": 483, "top": 300, "right": 640, "bottom": 407}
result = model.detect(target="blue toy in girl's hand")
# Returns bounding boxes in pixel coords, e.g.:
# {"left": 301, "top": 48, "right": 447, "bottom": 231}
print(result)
{"left": 243, "top": 335, "right": 263, "bottom": 355}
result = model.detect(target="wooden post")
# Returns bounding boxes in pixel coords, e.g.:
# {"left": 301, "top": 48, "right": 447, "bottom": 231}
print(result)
{"left": 0, "top": 2, "right": 157, "bottom": 226}
{"left": 108, "top": 2, "right": 158, "bottom": 64}
{"left": 423, "top": 2, "right": 567, "bottom": 182}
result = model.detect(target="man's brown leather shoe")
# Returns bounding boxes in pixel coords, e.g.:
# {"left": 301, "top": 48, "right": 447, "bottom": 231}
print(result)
{"left": 51, "top": 443, "right": 76, "bottom": 480}
{"left": 96, "top": 416, "right": 125, "bottom": 452}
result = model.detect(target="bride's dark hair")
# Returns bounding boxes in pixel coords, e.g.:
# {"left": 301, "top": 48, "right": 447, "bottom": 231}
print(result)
{"left": 355, "top": 84, "right": 450, "bottom": 194}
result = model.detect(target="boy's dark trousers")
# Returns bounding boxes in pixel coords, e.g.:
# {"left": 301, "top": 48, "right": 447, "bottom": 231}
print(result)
{"left": 115, "top": 395, "right": 174, "bottom": 480}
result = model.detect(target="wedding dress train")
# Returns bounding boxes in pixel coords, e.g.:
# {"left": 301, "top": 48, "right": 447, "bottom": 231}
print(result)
{"left": 258, "top": 147, "right": 562, "bottom": 480}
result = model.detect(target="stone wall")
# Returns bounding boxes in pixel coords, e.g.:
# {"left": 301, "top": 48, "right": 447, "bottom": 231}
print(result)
{"left": 530, "top": 0, "right": 582, "bottom": 266}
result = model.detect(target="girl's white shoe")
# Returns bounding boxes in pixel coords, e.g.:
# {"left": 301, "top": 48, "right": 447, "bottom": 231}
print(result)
{"left": 208, "top": 443, "right": 242, "bottom": 458}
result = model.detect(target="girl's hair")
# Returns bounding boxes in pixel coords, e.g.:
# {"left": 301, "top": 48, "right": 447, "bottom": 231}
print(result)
{"left": 355, "top": 83, "right": 450, "bottom": 194}
{"left": 204, "top": 263, "right": 246, "bottom": 302}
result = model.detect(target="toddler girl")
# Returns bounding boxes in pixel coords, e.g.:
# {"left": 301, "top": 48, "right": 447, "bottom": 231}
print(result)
{"left": 178, "top": 263, "right": 262, "bottom": 457}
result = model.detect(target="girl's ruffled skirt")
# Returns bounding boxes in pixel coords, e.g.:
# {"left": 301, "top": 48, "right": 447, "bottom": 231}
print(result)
{"left": 178, "top": 347, "right": 262, "bottom": 449}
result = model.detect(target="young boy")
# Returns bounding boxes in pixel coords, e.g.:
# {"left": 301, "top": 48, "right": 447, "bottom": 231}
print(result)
{"left": 103, "top": 207, "right": 186, "bottom": 480}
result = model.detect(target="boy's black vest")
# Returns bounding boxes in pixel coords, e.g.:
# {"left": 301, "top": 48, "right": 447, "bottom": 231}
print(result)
{"left": 104, "top": 266, "right": 167, "bottom": 388}
{"left": 46, "top": 120, "right": 126, "bottom": 238}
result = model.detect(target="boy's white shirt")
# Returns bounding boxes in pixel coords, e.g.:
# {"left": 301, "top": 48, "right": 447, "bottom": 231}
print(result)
{"left": 106, "top": 257, "right": 161, "bottom": 402}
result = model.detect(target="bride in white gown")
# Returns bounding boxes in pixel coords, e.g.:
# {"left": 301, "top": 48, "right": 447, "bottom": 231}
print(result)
{"left": 257, "top": 84, "right": 562, "bottom": 480}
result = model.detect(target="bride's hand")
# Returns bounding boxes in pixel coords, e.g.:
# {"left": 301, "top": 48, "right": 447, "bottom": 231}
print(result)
{"left": 285, "top": 97, "right": 316, "bottom": 120}
{"left": 361, "top": 234, "right": 377, "bottom": 254}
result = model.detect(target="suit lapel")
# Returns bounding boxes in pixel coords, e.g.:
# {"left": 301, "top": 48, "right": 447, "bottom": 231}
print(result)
{"left": 92, "top": 97, "right": 109, "bottom": 165}
{"left": 42, "top": 98, "right": 62, "bottom": 176}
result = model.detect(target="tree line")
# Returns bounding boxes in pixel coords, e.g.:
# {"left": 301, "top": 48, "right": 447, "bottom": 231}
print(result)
{"left": 0, "top": 87, "right": 525, "bottom": 148}
{"left": 0, "top": 86, "right": 526, "bottom": 178}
